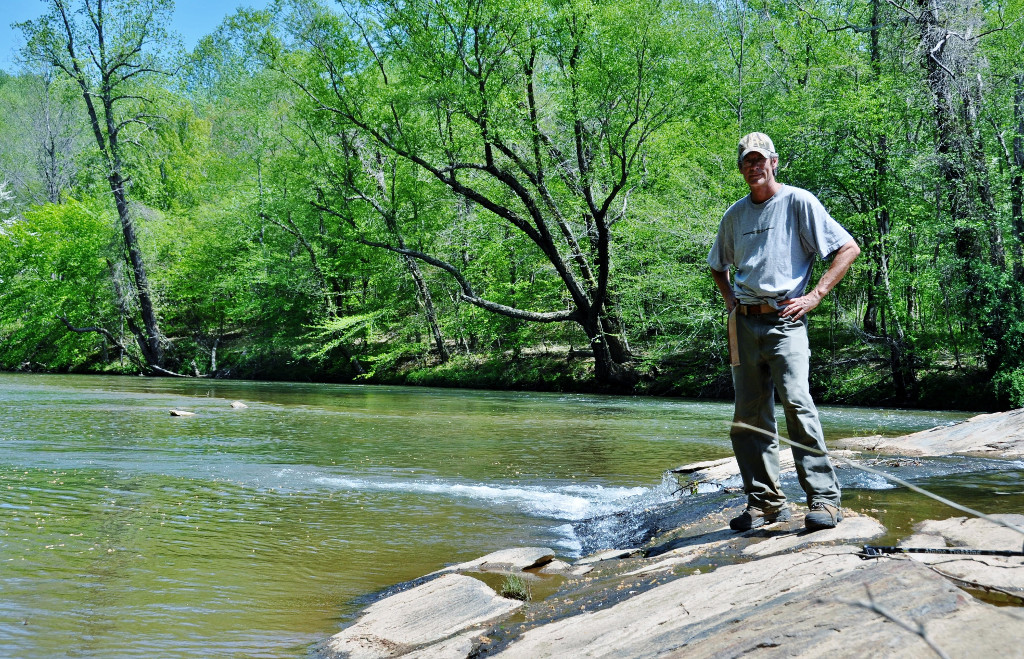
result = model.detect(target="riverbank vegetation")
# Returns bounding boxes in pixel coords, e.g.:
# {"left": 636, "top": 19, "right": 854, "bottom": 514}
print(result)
{"left": 2, "top": 0, "right": 1023, "bottom": 410}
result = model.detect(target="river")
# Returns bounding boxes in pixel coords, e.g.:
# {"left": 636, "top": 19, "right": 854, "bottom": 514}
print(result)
{"left": 2, "top": 373, "right": 1018, "bottom": 658}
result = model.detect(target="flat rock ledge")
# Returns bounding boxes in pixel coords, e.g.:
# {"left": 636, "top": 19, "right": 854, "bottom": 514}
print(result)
{"left": 317, "top": 511, "right": 1024, "bottom": 659}
{"left": 899, "top": 514, "right": 1024, "bottom": 601}
{"left": 322, "top": 573, "right": 523, "bottom": 659}
{"left": 431, "top": 547, "right": 556, "bottom": 575}
{"left": 671, "top": 448, "right": 861, "bottom": 494}
{"left": 495, "top": 545, "right": 1024, "bottom": 659}
{"left": 834, "top": 407, "right": 1024, "bottom": 458}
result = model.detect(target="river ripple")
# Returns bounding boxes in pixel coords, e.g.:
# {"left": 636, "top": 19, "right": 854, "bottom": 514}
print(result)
{"left": 0, "top": 373, "right": 984, "bottom": 658}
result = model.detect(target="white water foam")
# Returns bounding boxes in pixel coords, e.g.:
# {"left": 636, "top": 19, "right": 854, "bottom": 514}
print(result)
{"left": 313, "top": 473, "right": 668, "bottom": 521}
{"left": 847, "top": 472, "right": 897, "bottom": 490}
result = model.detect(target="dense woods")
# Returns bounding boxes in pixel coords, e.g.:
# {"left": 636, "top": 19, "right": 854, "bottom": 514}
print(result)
{"left": 2, "top": 0, "right": 1023, "bottom": 409}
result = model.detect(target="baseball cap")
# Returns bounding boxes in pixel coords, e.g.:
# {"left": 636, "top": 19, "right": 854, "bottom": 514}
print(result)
{"left": 738, "top": 132, "right": 777, "bottom": 162}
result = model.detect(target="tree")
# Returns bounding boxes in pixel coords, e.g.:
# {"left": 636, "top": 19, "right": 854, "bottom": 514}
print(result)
{"left": 18, "top": 0, "right": 175, "bottom": 372}
{"left": 277, "top": 0, "right": 709, "bottom": 387}
{"left": 0, "top": 69, "right": 84, "bottom": 206}
{"left": 889, "top": 0, "right": 1015, "bottom": 373}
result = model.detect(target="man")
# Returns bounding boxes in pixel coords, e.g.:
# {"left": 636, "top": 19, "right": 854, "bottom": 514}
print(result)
{"left": 708, "top": 132, "right": 860, "bottom": 532}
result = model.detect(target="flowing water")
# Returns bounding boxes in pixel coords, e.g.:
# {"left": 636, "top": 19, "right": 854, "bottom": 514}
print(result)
{"left": 1, "top": 373, "right": 1020, "bottom": 658}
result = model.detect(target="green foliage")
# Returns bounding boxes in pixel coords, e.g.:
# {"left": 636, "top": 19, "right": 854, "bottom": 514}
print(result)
{"left": 1, "top": 0, "right": 1023, "bottom": 408}
{"left": 0, "top": 199, "right": 119, "bottom": 370}
{"left": 993, "top": 367, "right": 1024, "bottom": 409}
{"left": 300, "top": 313, "right": 379, "bottom": 366}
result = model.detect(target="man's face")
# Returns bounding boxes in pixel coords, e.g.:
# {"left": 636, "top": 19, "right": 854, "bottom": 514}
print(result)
{"left": 739, "top": 152, "right": 777, "bottom": 188}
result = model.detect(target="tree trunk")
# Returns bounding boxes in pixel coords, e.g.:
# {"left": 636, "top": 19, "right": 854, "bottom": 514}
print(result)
{"left": 401, "top": 251, "right": 450, "bottom": 363}
{"left": 110, "top": 172, "right": 164, "bottom": 367}
{"left": 583, "top": 316, "right": 636, "bottom": 390}
{"left": 863, "top": 268, "right": 880, "bottom": 334}
{"left": 1013, "top": 74, "right": 1024, "bottom": 282}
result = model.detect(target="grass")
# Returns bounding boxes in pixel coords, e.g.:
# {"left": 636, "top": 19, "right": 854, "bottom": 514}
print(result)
{"left": 498, "top": 574, "right": 532, "bottom": 602}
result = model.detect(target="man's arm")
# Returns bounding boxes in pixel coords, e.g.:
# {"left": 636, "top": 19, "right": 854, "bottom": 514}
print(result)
{"left": 710, "top": 267, "right": 738, "bottom": 313}
{"left": 780, "top": 239, "right": 861, "bottom": 320}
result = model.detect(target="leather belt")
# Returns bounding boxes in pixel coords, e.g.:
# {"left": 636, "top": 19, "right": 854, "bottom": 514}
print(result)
{"left": 737, "top": 303, "right": 778, "bottom": 316}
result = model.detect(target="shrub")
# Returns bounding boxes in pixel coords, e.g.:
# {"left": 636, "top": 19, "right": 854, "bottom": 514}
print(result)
{"left": 993, "top": 367, "right": 1024, "bottom": 409}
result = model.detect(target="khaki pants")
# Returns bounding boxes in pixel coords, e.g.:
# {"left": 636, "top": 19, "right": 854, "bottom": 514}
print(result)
{"left": 730, "top": 312, "right": 841, "bottom": 510}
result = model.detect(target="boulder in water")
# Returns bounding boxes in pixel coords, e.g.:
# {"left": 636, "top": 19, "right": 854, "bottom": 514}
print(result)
{"left": 321, "top": 573, "right": 522, "bottom": 658}
{"left": 834, "top": 408, "right": 1024, "bottom": 458}
{"left": 434, "top": 547, "right": 555, "bottom": 575}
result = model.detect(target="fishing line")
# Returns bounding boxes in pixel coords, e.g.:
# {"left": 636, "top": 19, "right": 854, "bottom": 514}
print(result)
{"left": 730, "top": 421, "right": 1024, "bottom": 554}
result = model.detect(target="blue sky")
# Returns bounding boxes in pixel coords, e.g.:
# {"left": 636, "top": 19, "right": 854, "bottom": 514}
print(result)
{"left": 1, "top": 0, "right": 275, "bottom": 73}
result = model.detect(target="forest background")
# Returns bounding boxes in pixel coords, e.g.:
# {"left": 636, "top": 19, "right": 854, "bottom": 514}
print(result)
{"left": 1, "top": 0, "right": 1023, "bottom": 411}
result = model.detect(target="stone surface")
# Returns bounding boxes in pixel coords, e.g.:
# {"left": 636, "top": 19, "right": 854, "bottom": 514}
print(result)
{"left": 230, "top": 400, "right": 248, "bottom": 409}
{"left": 494, "top": 548, "right": 863, "bottom": 657}
{"left": 896, "top": 514, "right": 1024, "bottom": 597}
{"left": 834, "top": 408, "right": 1024, "bottom": 458}
{"left": 672, "top": 448, "right": 860, "bottom": 492}
{"left": 323, "top": 574, "right": 522, "bottom": 659}
{"left": 169, "top": 409, "right": 195, "bottom": 416}
{"left": 663, "top": 557, "right": 1024, "bottom": 659}
{"left": 574, "top": 548, "right": 640, "bottom": 565}
{"left": 537, "top": 559, "right": 571, "bottom": 574}
{"left": 622, "top": 554, "right": 697, "bottom": 577}
{"left": 672, "top": 449, "right": 794, "bottom": 486}
{"left": 741, "top": 513, "right": 886, "bottom": 557}
{"left": 435, "top": 547, "right": 555, "bottom": 574}
{"left": 643, "top": 526, "right": 737, "bottom": 559}
{"left": 402, "top": 630, "right": 483, "bottom": 659}
{"left": 493, "top": 548, "right": 1024, "bottom": 658}
{"left": 537, "top": 559, "right": 593, "bottom": 576}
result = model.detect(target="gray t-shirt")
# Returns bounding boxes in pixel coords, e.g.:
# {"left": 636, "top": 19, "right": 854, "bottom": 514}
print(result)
{"left": 707, "top": 184, "right": 853, "bottom": 306}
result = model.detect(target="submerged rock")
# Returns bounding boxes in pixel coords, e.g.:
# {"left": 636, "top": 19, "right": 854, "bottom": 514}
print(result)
{"left": 169, "top": 409, "right": 195, "bottom": 417}
{"left": 230, "top": 401, "right": 248, "bottom": 409}
{"left": 538, "top": 559, "right": 593, "bottom": 576}
{"left": 574, "top": 548, "right": 641, "bottom": 565}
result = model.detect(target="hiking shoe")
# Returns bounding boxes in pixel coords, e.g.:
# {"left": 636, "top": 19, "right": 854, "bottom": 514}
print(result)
{"left": 729, "top": 505, "right": 791, "bottom": 531}
{"left": 804, "top": 502, "right": 843, "bottom": 530}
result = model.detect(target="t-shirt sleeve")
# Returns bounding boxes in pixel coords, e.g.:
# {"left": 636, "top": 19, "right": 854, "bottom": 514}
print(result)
{"left": 707, "top": 214, "right": 733, "bottom": 271}
{"left": 796, "top": 191, "right": 853, "bottom": 259}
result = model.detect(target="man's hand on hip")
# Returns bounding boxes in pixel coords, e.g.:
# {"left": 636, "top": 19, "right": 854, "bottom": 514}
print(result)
{"left": 779, "top": 240, "right": 861, "bottom": 321}
{"left": 779, "top": 290, "right": 823, "bottom": 320}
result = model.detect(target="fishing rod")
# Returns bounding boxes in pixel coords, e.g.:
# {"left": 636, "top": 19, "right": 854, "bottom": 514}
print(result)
{"left": 861, "top": 545, "right": 1024, "bottom": 559}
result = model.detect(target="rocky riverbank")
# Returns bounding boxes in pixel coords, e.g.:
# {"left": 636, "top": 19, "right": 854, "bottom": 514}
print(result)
{"left": 314, "top": 410, "right": 1024, "bottom": 658}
